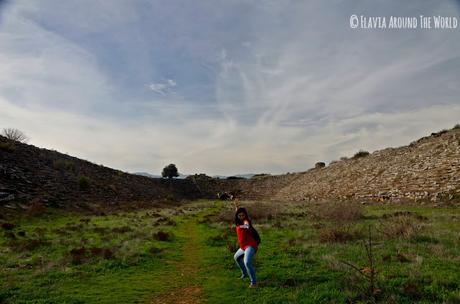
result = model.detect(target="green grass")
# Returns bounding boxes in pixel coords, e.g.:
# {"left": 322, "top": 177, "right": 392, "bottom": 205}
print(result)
{"left": 1, "top": 200, "right": 459, "bottom": 303}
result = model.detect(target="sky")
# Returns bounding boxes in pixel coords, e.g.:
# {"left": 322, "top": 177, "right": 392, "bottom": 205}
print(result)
{"left": 1, "top": 0, "right": 460, "bottom": 176}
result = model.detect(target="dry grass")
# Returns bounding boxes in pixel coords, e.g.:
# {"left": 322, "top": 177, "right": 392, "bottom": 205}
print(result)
{"left": 67, "top": 246, "right": 115, "bottom": 265}
{"left": 318, "top": 226, "right": 363, "bottom": 243}
{"left": 8, "top": 238, "right": 50, "bottom": 251}
{"left": 309, "top": 201, "right": 364, "bottom": 223}
{"left": 215, "top": 200, "right": 283, "bottom": 223}
{"left": 378, "top": 214, "right": 423, "bottom": 239}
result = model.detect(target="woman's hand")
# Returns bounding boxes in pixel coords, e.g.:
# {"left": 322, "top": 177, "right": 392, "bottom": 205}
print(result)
{"left": 239, "top": 220, "right": 250, "bottom": 229}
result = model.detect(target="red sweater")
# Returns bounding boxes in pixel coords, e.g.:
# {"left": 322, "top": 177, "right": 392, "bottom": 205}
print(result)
{"left": 236, "top": 220, "right": 258, "bottom": 251}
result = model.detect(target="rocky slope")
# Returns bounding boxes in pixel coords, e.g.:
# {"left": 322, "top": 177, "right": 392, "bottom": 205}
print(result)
{"left": 0, "top": 136, "right": 204, "bottom": 210}
{"left": 274, "top": 127, "right": 460, "bottom": 203}
{"left": 1, "top": 126, "right": 459, "bottom": 211}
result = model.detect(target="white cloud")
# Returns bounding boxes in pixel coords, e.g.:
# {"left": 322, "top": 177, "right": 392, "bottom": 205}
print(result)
{"left": 1, "top": 0, "right": 460, "bottom": 176}
{"left": 147, "top": 79, "right": 177, "bottom": 95}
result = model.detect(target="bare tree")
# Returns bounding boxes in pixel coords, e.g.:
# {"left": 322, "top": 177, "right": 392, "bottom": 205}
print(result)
{"left": 2, "top": 128, "right": 29, "bottom": 143}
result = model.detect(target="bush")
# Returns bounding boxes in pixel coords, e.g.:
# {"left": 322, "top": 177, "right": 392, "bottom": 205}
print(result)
{"left": 315, "top": 162, "right": 326, "bottom": 169}
{"left": 2, "top": 128, "right": 28, "bottom": 143}
{"left": 0, "top": 142, "right": 15, "bottom": 152}
{"left": 378, "top": 215, "right": 423, "bottom": 239}
{"left": 53, "top": 159, "right": 75, "bottom": 171}
{"left": 352, "top": 150, "right": 370, "bottom": 159}
{"left": 78, "top": 176, "right": 90, "bottom": 190}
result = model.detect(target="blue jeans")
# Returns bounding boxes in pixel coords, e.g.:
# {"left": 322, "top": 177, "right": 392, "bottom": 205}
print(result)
{"left": 234, "top": 246, "right": 257, "bottom": 284}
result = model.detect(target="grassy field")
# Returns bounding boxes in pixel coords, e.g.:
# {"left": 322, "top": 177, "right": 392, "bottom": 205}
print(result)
{"left": 1, "top": 200, "right": 459, "bottom": 303}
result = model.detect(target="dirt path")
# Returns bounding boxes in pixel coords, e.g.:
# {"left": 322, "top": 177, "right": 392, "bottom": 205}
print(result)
{"left": 150, "top": 219, "right": 204, "bottom": 304}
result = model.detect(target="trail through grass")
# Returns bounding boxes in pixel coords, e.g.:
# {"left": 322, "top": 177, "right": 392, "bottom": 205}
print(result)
{"left": 1, "top": 200, "right": 460, "bottom": 303}
{"left": 150, "top": 217, "right": 204, "bottom": 303}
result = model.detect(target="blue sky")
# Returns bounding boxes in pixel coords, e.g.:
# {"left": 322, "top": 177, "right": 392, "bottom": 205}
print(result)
{"left": 1, "top": 0, "right": 460, "bottom": 175}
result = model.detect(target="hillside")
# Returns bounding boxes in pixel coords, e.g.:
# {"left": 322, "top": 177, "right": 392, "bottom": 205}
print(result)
{"left": 273, "top": 127, "right": 460, "bottom": 203}
{"left": 0, "top": 136, "right": 205, "bottom": 211}
{"left": 1, "top": 127, "right": 459, "bottom": 212}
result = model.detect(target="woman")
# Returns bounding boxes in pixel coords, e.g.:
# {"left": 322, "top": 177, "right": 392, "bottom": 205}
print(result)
{"left": 233, "top": 205, "right": 258, "bottom": 288}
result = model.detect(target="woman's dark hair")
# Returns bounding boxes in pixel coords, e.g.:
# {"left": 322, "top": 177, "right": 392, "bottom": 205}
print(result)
{"left": 235, "top": 207, "right": 252, "bottom": 226}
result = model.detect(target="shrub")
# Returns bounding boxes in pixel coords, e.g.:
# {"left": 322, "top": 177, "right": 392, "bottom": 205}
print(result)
{"left": 53, "top": 159, "right": 75, "bottom": 171}
{"left": 78, "top": 176, "right": 90, "bottom": 190}
{"left": 0, "top": 142, "right": 15, "bottom": 152}
{"left": 2, "top": 128, "right": 28, "bottom": 143}
{"left": 453, "top": 123, "right": 460, "bottom": 130}
{"left": 352, "top": 150, "right": 370, "bottom": 159}
{"left": 378, "top": 215, "right": 423, "bottom": 239}
{"left": 315, "top": 162, "right": 326, "bottom": 169}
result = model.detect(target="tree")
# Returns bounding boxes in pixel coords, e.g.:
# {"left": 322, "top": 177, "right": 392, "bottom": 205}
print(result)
{"left": 161, "top": 164, "right": 179, "bottom": 179}
{"left": 2, "top": 128, "right": 28, "bottom": 143}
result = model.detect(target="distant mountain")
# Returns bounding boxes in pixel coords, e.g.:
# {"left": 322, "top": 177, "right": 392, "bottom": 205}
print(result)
{"left": 133, "top": 172, "right": 188, "bottom": 179}
{"left": 134, "top": 172, "right": 256, "bottom": 179}
{"left": 133, "top": 172, "right": 161, "bottom": 178}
